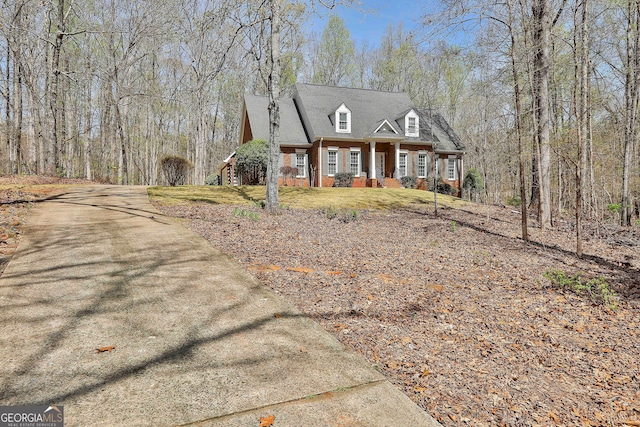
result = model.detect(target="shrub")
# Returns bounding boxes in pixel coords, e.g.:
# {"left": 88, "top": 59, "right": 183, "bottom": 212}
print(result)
{"left": 543, "top": 268, "right": 619, "bottom": 310}
{"left": 341, "top": 209, "right": 359, "bottom": 223}
{"left": 321, "top": 206, "right": 358, "bottom": 222}
{"left": 507, "top": 196, "right": 522, "bottom": 207}
{"left": 280, "top": 166, "right": 299, "bottom": 186}
{"left": 463, "top": 168, "right": 484, "bottom": 200}
{"left": 205, "top": 174, "right": 219, "bottom": 185}
{"left": 161, "top": 155, "right": 192, "bottom": 186}
{"left": 463, "top": 168, "right": 484, "bottom": 191}
{"left": 428, "top": 179, "right": 453, "bottom": 195}
{"left": 333, "top": 172, "right": 354, "bottom": 187}
{"left": 607, "top": 203, "right": 621, "bottom": 215}
{"left": 236, "top": 139, "right": 268, "bottom": 185}
{"left": 401, "top": 175, "right": 418, "bottom": 189}
{"left": 233, "top": 207, "right": 258, "bottom": 221}
{"left": 321, "top": 206, "right": 338, "bottom": 220}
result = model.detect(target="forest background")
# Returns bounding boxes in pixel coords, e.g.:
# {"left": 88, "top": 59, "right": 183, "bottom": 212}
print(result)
{"left": 1, "top": 0, "right": 639, "bottom": 227}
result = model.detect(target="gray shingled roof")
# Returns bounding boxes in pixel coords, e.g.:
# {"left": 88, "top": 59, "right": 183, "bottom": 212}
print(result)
{"left": 242, "top": 85, "right": 464, "bottom": 154}
{"left": 244, "top": 94, "right": 309, "bottom": 146}
{"left": 417, "top": 109, "right": 465, "bottom": 153}
{"left": 293, "top": 83, "right": 428, "bottom": 143}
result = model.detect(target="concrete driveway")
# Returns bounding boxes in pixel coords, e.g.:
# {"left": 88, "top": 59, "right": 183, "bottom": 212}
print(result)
{"left": 0, "top": 185, "right": 440, "bottom": 426}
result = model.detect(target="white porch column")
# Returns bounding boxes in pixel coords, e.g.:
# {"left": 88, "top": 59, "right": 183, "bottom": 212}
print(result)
{"left": 370, "top": 141, "right": 376, "bottom": 179}
{"left": 395, "top": 142, "right": 400, "bottom": 177}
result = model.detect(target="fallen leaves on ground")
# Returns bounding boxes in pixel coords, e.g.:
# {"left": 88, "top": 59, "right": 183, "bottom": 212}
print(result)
{"left": 259, "top": 414, "right": 275, "bottom": 427}
{"left": 160, "top": 200, "right": 640, "bottom": 425}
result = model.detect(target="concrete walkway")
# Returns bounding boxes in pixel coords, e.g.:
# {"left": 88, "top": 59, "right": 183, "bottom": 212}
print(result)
{"left": 0, "top": 186, "right": 440, "bottom": 426}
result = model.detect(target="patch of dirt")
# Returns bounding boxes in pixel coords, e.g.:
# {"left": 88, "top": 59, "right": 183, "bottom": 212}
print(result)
{"left": 155, "top": 200, "right": 640, "bottom": 427}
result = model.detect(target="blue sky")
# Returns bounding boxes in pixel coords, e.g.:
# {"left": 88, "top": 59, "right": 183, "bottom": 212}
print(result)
{"left": 307, "top": 0, "right": 429, "bottom": 48}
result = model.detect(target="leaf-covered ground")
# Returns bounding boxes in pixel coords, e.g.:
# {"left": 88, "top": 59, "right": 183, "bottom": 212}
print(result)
{"left": 155, "top": 200, "right": 640, "bottom": 427}
{"left": 2, "top": 176, "right": 638, "bottom": 426}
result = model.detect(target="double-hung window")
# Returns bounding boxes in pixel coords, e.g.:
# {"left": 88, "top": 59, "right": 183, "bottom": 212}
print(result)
{"left": 350, "top": 149, "right": 360, "bottom": 176}
{"left": 447, "top": 158, "right": 457, "bottom": 180}
{"left": 339, "top": 113, "right": 348, "bottom": 131}
{"left": 408, "top": 117, "right": 417, "bottom": 135}
{"left": 335, "top": 104, "right": 351, "bottom": 133}
{"left": 417, "top": 154, "right": 427, "bottom": 178}
{"left": 296, "top": 153, "right": 306, "bottom": 177}
{"left": 399, "top": 153, "right": 407, "bottom": 178}
{"left": 327, "top": 149, "right": 337, "bottom": 176}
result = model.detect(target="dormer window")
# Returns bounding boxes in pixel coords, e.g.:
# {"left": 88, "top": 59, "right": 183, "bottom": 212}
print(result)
{"left": 339, "top": 112, "right": 348, "bottom": 130}
{"left": 408, "top": 117, "right": 416, "bottom": 134}
{"left": 405, "top": 110, "right": 419, "bottom": 137}
{"left": 335, "top": 103, "right": 351, "bottom": 133}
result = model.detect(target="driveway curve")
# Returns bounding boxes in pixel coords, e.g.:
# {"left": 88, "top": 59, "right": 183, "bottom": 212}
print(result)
{"left": 0, "top": 185, "right": 439, "bottom": 426}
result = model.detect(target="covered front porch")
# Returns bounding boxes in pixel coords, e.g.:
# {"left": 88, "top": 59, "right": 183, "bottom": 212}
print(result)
{"left": 365, "top": 141, "right": 408, "bottom": 188}
{"left": 313, "top": 139, "right": 448, "bottom": 189}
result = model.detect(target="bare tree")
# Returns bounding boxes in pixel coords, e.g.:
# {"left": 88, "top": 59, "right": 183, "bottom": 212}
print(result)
{"left": 621, "top": 0, "right": 640, "bottom": 226}
{"left": 574, "top": 0, "right": 589, "bottom": 256}
{"left": 506, "top": 0, "right": 529, "bottom": 242}
{"left": 266, "top": 0, "right": 282, "bottom": 213}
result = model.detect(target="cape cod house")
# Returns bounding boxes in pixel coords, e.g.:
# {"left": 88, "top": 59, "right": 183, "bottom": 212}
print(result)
{"left": 222, "top": 83, "right": 464, "bottom": 192}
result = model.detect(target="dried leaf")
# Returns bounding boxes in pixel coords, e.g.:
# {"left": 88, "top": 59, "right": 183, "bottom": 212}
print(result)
{"left": 153, "top": 186, "right": 640, "bottom": 427}
{"left": 286, "top": 267, "right": 313, "bottom": 273}
{"left": 259, "top": 415, "right": 275, "bottom": 427}
{"left": 622, "top": 421, "right": 640, "bottom": 427}
{"left": 95, "top": 346, "right": 116, "bottom": 353}
{"left": 549, "top": 412, "right": 559, "bottom": 423}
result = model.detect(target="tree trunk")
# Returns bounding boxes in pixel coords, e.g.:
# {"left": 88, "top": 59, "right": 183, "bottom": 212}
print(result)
{"left": 575, "top": 0, "right": 589, "bottom": 258}
{"left": 266, "top": 0, "right": 282, "bottom": 213}
{"left": 84, "top": 51, "right": 92, "bottom": 180}
{"left": 532, "top": 0, "right": 552, "bottom": 229}
{"left": 507, "top": 0, "right": 529, "bottom": 242}
{"left": 194, "top": 113, "right": 207, "bottom": 185}
{"left": 44, "top": 0, "right": 67, "bottom": 176}
{"left": 114, "top": 100, "right": 128, "bottom": 185}
{"left": 622, "top": 0, "right": 640, "bottom": 226}
{"left": 13, "top": 61, "right": 23, "bottom": 174}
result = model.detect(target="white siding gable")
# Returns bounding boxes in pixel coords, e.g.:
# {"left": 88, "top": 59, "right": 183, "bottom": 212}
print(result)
{"left": 335, "top": 103, "right": 351, "bottom": 133}
{"left": 405, "top": 109, "right": 419, "bottom": 137}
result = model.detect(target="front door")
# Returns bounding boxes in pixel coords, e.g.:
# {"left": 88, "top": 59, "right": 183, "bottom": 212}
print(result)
{"left": 375, "top": 152, "right": 385, "bottom": 178}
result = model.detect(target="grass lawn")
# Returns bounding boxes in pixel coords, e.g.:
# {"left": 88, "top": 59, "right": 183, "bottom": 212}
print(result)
{"left": 147, "top": 185, "right": 467, "bottom": 210}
